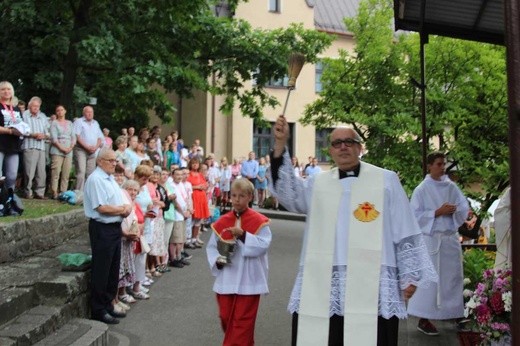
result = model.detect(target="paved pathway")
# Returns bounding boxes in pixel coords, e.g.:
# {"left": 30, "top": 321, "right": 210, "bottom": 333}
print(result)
{"left": 106, "top": 217, "right": 461, "bottom": 345}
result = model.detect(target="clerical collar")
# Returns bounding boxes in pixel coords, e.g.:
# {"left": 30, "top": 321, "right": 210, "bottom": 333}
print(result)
{"left": 338, "top": 164, "right": 360, "bottom": 179}
{"left": 233, "top": 208, "right": 247, "bottom": 218}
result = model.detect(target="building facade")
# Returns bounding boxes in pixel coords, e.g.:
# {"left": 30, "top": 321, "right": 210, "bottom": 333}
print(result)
{"left": 154, "top": 0, "right": 359, "bottom": 163}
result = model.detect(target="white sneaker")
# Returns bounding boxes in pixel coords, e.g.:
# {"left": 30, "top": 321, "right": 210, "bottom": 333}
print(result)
{"left": 139, "top": 285, "right": 150, "bottom": 294}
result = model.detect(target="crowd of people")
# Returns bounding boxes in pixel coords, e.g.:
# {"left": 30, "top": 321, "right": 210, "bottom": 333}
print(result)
{"left": 1, "top": 80, "right": 312, "bottom": 208}
{"left": 0, "top": 79, "right": 283, "bottom": 335}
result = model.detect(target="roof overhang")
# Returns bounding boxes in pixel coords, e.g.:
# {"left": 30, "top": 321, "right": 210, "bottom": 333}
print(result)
{"left": 394, "top": 0, "right": 505, "bottom": 45}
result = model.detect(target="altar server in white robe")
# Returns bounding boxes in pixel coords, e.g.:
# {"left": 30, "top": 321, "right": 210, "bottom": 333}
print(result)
{"left": 407, "top": 151, "right": 469, "bottom": 336}
{"left": 269, "top": 116, "right": 437, "bottom": 346}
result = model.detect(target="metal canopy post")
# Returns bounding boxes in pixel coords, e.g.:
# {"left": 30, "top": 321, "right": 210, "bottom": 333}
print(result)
{"left": 418, "top": 0, "right": 428, "bottom": 176}
{"left": 419, "top": 32, "right": 428, "bottom": 176}
{"left": 504, "top": 0, "right": 520, "bottom": 344}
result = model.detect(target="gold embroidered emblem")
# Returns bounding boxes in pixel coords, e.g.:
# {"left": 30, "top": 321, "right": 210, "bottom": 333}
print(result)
{"left": 353, "top": 202, "right": 380, "bottom": 222}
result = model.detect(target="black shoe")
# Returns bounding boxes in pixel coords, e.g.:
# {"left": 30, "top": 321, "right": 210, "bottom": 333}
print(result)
{"left": 180, "top": 258, "right": 191, "bottom": 266}
{"left": 93, "top": 313, "right": 120, "bottom": 325}
{"left": 107, "top": 309, "right": 126, "bottom": 318}
{"left": 169, "top": 260, "right": 184, "bottom": 268}
{"left": 181, "top": 251, "right": 193, "bottom": 260}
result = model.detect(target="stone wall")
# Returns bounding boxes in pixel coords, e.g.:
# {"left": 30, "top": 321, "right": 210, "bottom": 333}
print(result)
{"left": 0, "top": 210, "right": 87, "bottom": 264}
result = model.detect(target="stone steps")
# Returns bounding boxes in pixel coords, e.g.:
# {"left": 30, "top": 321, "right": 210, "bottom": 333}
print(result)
{"left": 0, "top": 305, "right": 64, "bottom": 345}
{"left": 33, "top": 319, "right": 108, "bottom": 346}
{"left": 0, "top": 288, "right": 34, "bottom": 326}
{"left": 0, "top": 229, "right": 92, "bottom": 346}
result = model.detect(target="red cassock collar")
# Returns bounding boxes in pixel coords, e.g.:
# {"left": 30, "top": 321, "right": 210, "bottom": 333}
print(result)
{"left": 211, "top": 208, "right": 269, "bottom": 241}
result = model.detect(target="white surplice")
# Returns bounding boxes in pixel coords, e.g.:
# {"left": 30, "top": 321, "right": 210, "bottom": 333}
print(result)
{"left": 407, "top": 174, "right": 469, "bottom": 319}
{"left": 206, "top": 225, "right": 272, "bottom": 295}
{"left": 269, "top": 152, "right": 437, "bottom": 323}
{"left": 494, "top": 186, "right": 511, "bottom": 269}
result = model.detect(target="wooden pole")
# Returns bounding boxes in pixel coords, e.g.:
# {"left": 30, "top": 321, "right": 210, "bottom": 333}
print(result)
{"left": 504, "top": 0, "right": 520, "bottom": 344}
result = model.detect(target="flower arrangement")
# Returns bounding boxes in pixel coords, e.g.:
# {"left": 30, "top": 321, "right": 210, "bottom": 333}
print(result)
{"left": 464, "top": 267, "right": 512, "bottom": 344}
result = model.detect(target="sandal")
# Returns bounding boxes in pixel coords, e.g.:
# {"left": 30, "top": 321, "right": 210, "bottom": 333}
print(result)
{"left": 120, "top": 294, "right": 136, "bottom": 304}
{"left": 142, "top": 278, "right": 153, "bottom": 286}
{"left": 151, "top": 270, "right": 162, "bottom": 277}
{"left": 157, "top": 265, "right": 171, "bottom": 273}
{"left": 131, "top": 290, "right": 150, "bottom": 300}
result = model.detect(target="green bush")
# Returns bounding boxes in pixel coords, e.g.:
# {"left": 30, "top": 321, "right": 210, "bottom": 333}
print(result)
{"left": 463, "top": 248, "right": 495, "bottom": 292}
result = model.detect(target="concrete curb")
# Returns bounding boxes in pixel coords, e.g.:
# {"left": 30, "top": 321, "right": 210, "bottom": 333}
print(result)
{"left": 254, "top": 207, "right": 306, "bottom": 222}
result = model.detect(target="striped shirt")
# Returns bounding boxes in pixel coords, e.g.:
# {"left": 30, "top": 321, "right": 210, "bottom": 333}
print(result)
{"left": 21, "top": 111, "right": 49, "bottom": 151}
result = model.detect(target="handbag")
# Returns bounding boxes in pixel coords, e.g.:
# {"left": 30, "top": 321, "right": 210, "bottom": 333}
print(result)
{"left": 127, "top": 220, "right": 139, "bottom": 236}
{"left": 140, "top": 236, "right": 151, "bottom": 254}
{"left": 133, "top": 240, "right": 142, "bottom": 254}
{"left": 163, "top": 205, "right": 176, "bottom": 221}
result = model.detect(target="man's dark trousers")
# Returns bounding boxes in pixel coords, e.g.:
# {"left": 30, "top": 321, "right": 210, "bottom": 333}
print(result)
{"left": 291, "top": 313, "right": 399, "bottom": 346}
{"left": 89, "top": 219, "right": 122, "bottom": 318}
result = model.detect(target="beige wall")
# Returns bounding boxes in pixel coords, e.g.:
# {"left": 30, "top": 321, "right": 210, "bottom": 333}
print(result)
{"left": 235, "top": 1, "right": 314, "bottom": 29}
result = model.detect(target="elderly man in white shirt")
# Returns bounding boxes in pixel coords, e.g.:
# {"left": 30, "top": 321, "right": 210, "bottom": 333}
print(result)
{"left": 73, "top": 106, "right": 104, "bottom": 190}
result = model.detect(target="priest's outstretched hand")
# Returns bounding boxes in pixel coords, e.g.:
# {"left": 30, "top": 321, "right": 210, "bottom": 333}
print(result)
{"left": 273, "top": 115, "right": 290, "bottom": 157}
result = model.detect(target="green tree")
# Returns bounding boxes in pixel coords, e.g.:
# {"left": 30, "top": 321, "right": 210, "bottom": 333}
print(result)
{"left": 301, "top": 0, "right": 508, "bottom": 209}
{"left": 301, "top": 0, "right": 423, "bottom": 189}
{"left": 0, "top": 0, "right": 331, "bottom": 130}
{"left": 406, "top": 36, "right": 508, "bottom": 211}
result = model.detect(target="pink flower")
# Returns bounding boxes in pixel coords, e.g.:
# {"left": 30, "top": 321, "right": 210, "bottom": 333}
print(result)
{"left": 494, "top": 277, "right": 506, "bottom": 292}
{"left": 475, "top": 282, "right": 486, "bottom": 295}
{"left": 464, "top": 267, "right": 512, "bottom": 343}
{"left": 490, "top": 322, "right": 510, "bottom": 332}
{"left": 483, "top": 269, "right": 493, "bottom": 279}
{"left": 490, "top": 292, "right": 505, "bottom": 314}
{"left": 476, "top": 304, "right": 491, "bottom": 324}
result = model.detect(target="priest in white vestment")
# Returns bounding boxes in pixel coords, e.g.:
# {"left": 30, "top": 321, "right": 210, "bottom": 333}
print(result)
{"left": 407, "top": 152, "right": 469, "bottom": 336}
{"left": 269, "top": 116, "right": 437, "bottom": 346}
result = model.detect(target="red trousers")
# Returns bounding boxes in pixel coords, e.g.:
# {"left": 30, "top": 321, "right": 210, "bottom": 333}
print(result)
{"left": 217, "top": 294, "right": 260, "bottom": 346}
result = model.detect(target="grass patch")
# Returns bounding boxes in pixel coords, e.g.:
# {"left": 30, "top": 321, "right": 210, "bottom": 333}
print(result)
{"left": 1, "top": 199, "right": 82, "bottom": 222}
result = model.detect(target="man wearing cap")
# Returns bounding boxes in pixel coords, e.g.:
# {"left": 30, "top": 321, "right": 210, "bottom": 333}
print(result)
{"left": 269, "top": 115, "right": 437, "bottom": 346}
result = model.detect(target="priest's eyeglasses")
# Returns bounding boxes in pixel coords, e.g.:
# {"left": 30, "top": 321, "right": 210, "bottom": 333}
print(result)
{"left": 330, "top": 138, "right": 360, "bottom": 149}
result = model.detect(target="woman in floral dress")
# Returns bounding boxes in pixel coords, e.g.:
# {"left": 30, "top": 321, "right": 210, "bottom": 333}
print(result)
{"left": 146, "top": 167, "right": 166, "bottom": 276}
{"left": 116, "top": 179, "right": 140, "bottom": 309}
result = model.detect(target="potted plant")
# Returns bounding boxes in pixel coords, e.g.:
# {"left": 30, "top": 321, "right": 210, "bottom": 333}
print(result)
{"left": 463, "top": 267, "right": 512, "bottom": 345}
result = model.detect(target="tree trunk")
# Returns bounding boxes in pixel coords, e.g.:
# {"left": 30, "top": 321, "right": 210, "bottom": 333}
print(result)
{"left": 59, "top": 0, "right": 93, "bottom": 113}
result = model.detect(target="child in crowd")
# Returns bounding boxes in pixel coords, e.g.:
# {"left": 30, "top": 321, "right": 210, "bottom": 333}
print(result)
{"left": 206, "top": 179, "right": 272, "bottom": 346}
